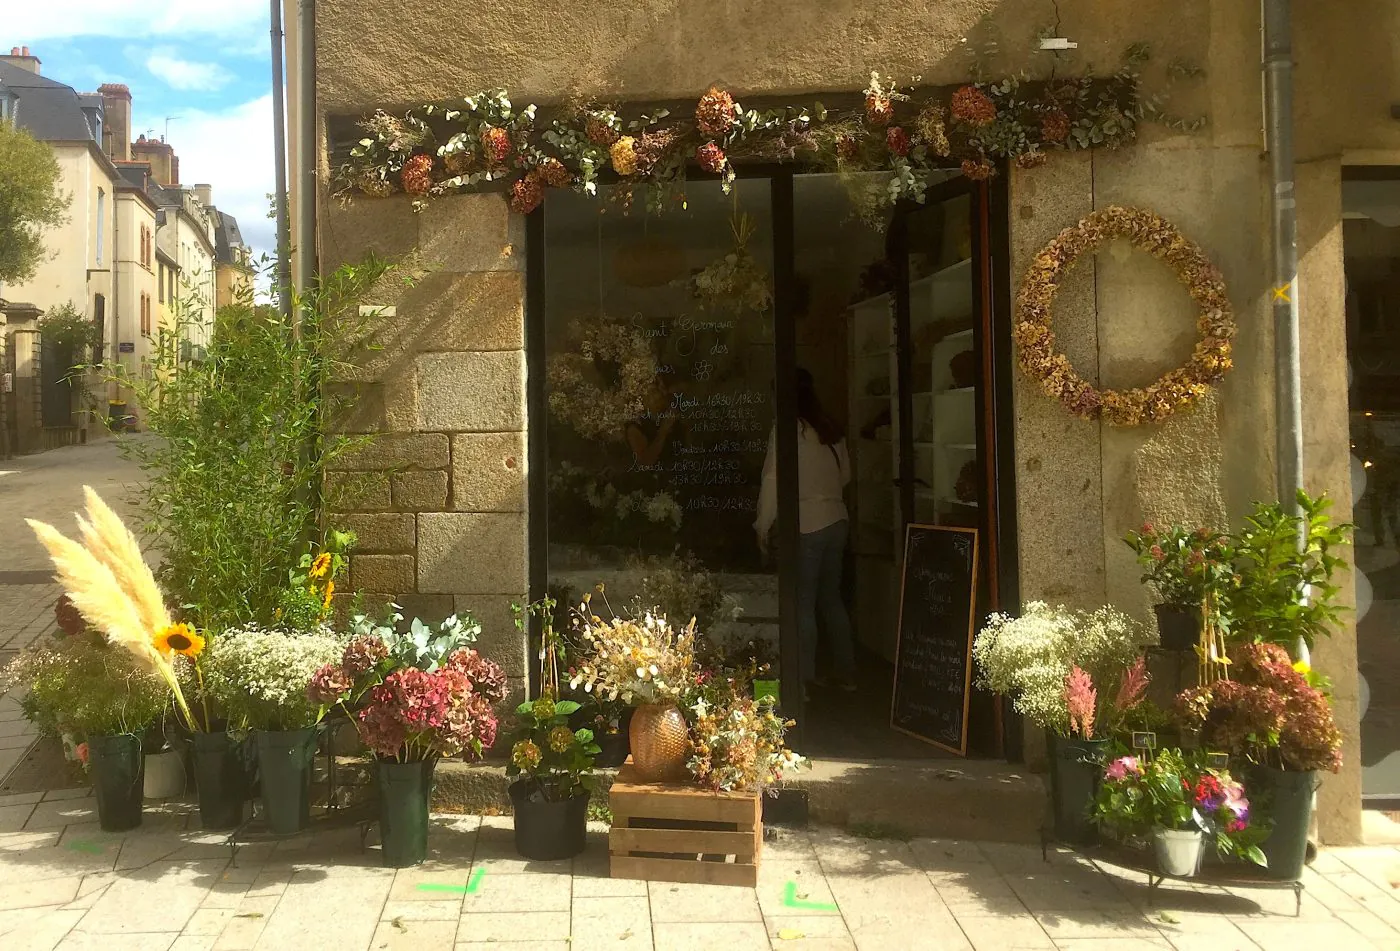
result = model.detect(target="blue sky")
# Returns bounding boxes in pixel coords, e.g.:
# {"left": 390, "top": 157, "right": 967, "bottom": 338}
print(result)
{"left": 7, "top": 6, "right": 277, "bottom": 260}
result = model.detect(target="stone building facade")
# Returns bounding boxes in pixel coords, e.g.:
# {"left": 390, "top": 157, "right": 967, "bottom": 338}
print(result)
{"left": 301, "top": 0, "right": 1400, "bottom": 843}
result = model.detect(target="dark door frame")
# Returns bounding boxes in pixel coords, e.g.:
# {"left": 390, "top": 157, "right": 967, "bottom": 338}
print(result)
{"left": 524, "top": 166, "right": 1022, "bottom": 758}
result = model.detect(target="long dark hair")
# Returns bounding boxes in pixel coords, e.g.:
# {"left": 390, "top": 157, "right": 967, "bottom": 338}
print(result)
{"left": 796, "top": 367, "right": 843, "bottom": 446}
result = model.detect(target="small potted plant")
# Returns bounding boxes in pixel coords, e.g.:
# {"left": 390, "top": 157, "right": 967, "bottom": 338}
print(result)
{"left": 681, "top": 671, "right": 806, "bottom": 793}
{"left": 1124, "top": 522, "right": 1231, "bottom": 651}
{"left": 309, "top": 608, "right": 507, "bottom": 867}
{"left": 568, "top": 593, "right": 698, "bottom": 782}
{"left": 974, "top": 602, "right": 1149, "bottom": 844}
{"left": 1177, "top": 641, "right": 1341, "bottom": 880}
{"left": 203, "top": 625, "right": 346, "bottom": 835}
{"left": 507, "top": 696, "right": 599, "bottom": 860}
{"left": 1094, "top": 749, "right": 1266, "bottom": 877}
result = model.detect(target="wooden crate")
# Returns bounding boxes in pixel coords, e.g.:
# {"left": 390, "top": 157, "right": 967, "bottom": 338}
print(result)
{"left": 608, "top": 759, "right": 761, "bottom": 887}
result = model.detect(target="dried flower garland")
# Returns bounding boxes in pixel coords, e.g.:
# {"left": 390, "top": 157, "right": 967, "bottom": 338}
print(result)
{"left": 1014, "top": 206, "right": 1235, "bottom": 426}
{"left": 546, "top": 316, "right": 658, "bottom": 440}
{"left": 337, "top": 46, "right": 1198, "bottom": 215}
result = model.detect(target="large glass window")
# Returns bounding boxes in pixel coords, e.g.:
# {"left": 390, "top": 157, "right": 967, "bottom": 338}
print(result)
{"left": 1344, "top": 172, "right": 1400, "bottom": 805}
{"left": 543, "top": 179, "right": 780, "bottom": 680}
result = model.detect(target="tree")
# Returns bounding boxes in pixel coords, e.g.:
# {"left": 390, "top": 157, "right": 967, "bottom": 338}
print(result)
{"left": 0, "top": 120, "right": 71, "bottom": 285}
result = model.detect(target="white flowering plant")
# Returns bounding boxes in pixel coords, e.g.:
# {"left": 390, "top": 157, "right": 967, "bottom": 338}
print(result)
{"left": 202, "top": 625, "right": 347, "bottom": 731}
{"left": 567, "top": 592, "right": 697, "bottom": 704}
{"left": 973, "top": 602, "right": 1149, "bottom": 736}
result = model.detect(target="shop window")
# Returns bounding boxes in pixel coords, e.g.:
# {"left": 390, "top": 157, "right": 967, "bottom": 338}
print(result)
{"left": 1343, "top": 169, "right": 1400, "bottom": 806}
{"left": 542, "top": 179, "right": 779, "bottom": 680}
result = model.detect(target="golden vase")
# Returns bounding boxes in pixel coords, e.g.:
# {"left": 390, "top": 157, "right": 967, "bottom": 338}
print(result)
{"left": 628, "top": 702, "right": 689, "bottom": 782}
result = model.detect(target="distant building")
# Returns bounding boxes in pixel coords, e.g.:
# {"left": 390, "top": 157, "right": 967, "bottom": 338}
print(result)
{"left": 213, "top": 207, "right": 253, "bottom": 310}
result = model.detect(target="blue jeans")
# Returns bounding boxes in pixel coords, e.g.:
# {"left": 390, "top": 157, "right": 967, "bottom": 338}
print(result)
{"left": 797, "top": 519, "right": 856, "bottom": 684}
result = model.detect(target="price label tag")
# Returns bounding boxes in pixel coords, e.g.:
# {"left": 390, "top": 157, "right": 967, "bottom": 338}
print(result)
{"left": 1131, "top": 731, "right": 1157, "bottom": 751}
{"left": 1207, "top": 752, "right": 1230, "bottom": 769}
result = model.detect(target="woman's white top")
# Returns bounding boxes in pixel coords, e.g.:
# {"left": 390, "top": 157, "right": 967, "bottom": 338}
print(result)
{"left": 755, "top": 422, "right": 851, "bottom": 538}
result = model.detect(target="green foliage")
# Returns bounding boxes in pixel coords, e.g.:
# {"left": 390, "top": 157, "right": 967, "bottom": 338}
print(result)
{"left": 1227, "top": 490, "right": 1353, "bottom": 649}
{"left": 1, "top": 635, "right": 169, "bottom": 738}
{"left": 275, "top": 530, "right": 356, "bottom": 632}
{"left": 1124, "top": 523, "right": 1233, "bottom": 608}
{"left": 507, "top": 696, "right": 600, "bottom": 801}
{"left": 104, "top": 255, "right": 396, "bottom": 630}
{"left": 348, "top": 607, "right": 482, "bottom": 673}
{"left": 0, "top": 120, "right": 71, "bottom": 284}
{"left": 38, "top": 301, "right": 102, "bottom": 359}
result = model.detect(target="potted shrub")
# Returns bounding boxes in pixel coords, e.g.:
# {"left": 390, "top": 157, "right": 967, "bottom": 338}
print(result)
{"left": 973, "top": 602, "right": 1149, "bottom": 844}
{"left": 203, "top": 625, "right": 346, "bottom": 835}
{"left": 1124, "top": 523, "right": 1231, "bottom": 651}
{"left": 681, "top": 670, "right": 806, "bottom": 792}
{"left": 507, "top": 696, "right": 599, "bottom": 860}
{"left": 568, "top": 594, "right": 698, "bottom": 782}
{"left": 309, "top": 609, "right": 506, "bottom": 867}
{"left": 1093, "top": 749, "right": 1266, "bottom": 877}
{"left": 1177, "top": 642, "right": 1342, "bottom": 880}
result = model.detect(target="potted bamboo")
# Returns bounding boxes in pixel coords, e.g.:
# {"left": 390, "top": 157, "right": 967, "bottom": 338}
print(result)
{"left": 309, "top": 609, "right": 506, "bottom": 867}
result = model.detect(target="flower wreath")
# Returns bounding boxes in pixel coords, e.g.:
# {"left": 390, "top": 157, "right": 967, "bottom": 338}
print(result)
{"left": 546, "top": 316, "right": 657, "bottom": 441}
{"left": 1014, "top": 206, "right": 1235, "bottom": 426}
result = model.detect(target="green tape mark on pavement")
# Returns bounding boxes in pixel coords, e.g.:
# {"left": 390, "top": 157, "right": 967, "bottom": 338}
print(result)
{"left": 415, "top": 868, "right": 486, "bottom": 895}
{"left": 783, "top": 880, "right": 837, "bottom": 911}
{"left": 66, "top": 840, "right": 105, "bottom": 854}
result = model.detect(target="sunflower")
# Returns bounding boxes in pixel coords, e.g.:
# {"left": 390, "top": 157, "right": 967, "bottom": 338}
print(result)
{"left": 308, "top": 552, "right": 332, "bottom": 579}
{"left": 154, "top": 623, "right": 205, "bottom": 658}
{"left": 322, "top": 580, "right": 335, "bottom": 611}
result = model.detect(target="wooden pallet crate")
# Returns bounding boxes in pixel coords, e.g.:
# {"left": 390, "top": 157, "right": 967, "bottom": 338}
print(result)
{"left": 608, "top": 759, "right": 762, "bottom": 887}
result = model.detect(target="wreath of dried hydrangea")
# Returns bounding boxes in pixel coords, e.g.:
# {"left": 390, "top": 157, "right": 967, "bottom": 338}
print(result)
{"left": 1014, "top": 206, "right": 1235, "bottom": 426}
{"left": 546, "top": 316, "right": 658, "bottom": 440}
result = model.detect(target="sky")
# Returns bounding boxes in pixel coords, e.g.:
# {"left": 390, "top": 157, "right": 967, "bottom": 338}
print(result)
{"left": 7, "top": 5, "right": 278, "bottom": 263}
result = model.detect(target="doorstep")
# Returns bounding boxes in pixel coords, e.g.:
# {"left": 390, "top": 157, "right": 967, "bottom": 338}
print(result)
{"left": 431, "top": 756, "right": 1047, "bottom": 843}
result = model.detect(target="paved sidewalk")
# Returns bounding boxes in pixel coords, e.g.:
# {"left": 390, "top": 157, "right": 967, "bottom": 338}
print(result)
{"left": 0, "top": 782, "right": 1398, "bottom": 951}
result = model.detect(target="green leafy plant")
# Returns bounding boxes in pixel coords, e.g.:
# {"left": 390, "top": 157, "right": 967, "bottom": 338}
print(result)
{"left": 0, "top": 120, "right": 71, "bottom": 284}
{"left": 1225, "top": 490, "right": 1352, "bottom": 649}
{"left": 1124, "top": 523, "right": 1232, "bottom": 609}
{"left": 38, "top": 301, "right": 102, "bottom": 360}
{"left": 507, "top": 696, "right": 600, "bottom": 801}
{"left": 102, "top": 256, "right": 396, "bottom": 631}
{"left": 345, "top": 607, "right": 483, "bottom": 672}
{"left": 275, "top": 530, "right": 356, "bottom": 632}
{"left": 1, "top": 636, "right": 169, "bottom": 739}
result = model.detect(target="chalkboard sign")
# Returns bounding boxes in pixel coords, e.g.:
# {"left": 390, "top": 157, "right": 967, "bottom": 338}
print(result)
{"left": 890, "top": 524, "right": 979, "bottom": 755}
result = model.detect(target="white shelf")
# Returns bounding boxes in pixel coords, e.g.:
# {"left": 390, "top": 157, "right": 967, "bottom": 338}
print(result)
{"left": 945, "top": 442, "right": 977, "bottom": 451}
{"left": 938, "top": 386, "right": 976, "bottom": 396}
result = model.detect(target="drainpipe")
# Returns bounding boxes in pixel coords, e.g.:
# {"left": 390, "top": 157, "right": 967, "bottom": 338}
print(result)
{"left": 1263, "top": 0, "right": 1310, "bottom": 664}
{"left": 294, "top": 0, "right": 317, "bottom": 301}
{"left": 270, "top": 0, "right": 293, "bottom": 318}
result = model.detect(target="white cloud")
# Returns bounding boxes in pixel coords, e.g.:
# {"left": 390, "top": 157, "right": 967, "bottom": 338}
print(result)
{"left": 6, "top": 4, "right": 267, "bottom": 42}
{"left": 146, "top": 49, "right": 233, "bottom": 92}
{"left": 172, "top": 95, "right": 276, "bottom": 264}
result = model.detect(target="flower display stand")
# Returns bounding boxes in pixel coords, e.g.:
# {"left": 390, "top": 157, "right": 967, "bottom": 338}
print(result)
{"left": 1039, "top": 829, "right": 1305, "bottom": 916}
{"left": 609, "top": 757, "right": 761, "bottom": 887}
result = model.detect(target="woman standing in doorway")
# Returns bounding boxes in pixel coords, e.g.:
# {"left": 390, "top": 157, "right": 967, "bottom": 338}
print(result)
{"left": 755, "top": 368, "right": 856, "bottom": 694}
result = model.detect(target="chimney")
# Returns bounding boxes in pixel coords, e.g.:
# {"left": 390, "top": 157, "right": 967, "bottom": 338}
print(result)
{"left": 1, "top": 45, "right": 41, "bottom": 74}
{"left": 98, "top": 83, "right": 132, "bottom": 161}
{"left": 192, "top": 184, "right": 213, "bottom": 208}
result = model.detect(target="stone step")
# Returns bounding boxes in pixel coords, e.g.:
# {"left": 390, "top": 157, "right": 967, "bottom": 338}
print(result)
{"left": 431, "top": 756, "right": 1047, "bottom": 843}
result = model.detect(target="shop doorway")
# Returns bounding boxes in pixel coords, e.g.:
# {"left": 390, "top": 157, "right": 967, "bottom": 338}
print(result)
{"left": 529, "top": 168, "right": 1015, "bottom": 760}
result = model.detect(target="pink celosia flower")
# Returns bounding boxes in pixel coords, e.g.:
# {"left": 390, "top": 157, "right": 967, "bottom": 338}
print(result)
{"left": 1065, "top": 666, "right": 1097, "bottom": 740}
{"left": 1113, "top": 656, "right": 1150, "bottom": 714}
{"left": 75, "top": 742, "right": 89, "bottom": 765}
{"left": 1104, "top": 755, "right": 1141, "bottom": 781}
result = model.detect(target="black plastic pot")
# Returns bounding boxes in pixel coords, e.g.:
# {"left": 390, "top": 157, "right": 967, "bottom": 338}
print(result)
{"left": 1049, "top": 734, "right": 1108, "bottom": 845}
{"left": 192, "top": 732, "right": 247, "bottom": 830}
{"left": 1154, "top": 604, "right": 1201, "bottom": 652}
{"left": 1248, "top": 764, "right": 1317, "bottom": 881}
{"left": 88, "top": 733, "right": 144, "bottom": 831}
{"left": 594, "top": 730, "right": 629, "bottom": 769}
{"left": 377, "top": 758, "right": 437, "bottom": 868}
{"left": 255, "top": 728, "right": 316, "bottom": 835}
{"left": 509, "top": 780, "right": 589, "bottom": 860}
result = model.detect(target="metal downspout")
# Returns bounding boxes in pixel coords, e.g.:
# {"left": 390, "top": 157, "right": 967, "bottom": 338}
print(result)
{"left": 295, "top": 0, "right": 317, "bottom": 299}
{"left": 270, "top": 0, "right": 292, "bottom": 318}
{"left": 1264, "top": 0, "right": 1311, "bottom": 668}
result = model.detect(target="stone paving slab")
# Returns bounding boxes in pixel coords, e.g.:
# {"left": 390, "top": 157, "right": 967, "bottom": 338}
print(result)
{"left": 0, "top": 799, "right": 1393, "bottom": 951}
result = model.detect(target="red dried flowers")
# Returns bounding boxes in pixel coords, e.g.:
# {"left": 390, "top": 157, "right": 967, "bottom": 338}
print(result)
{"left": 885, "top": 126, "right": 911, "bottom": 158}
{"left": 695, "top": 142, "right": 727, "bottom": 174}
{"left": 695, "top": 86, "right": 738, "bottom": 139}
{"left": 399, "top": 154, "right": 434, "bottom": 197}
{"left": 510, "top": 174, "right": 545, "bottom": 215}
{"left": 480, "top": 126, "right": 512, "bottom": 165}
{"left": 950, "top": 85, "right": 997, "bottom": 126}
